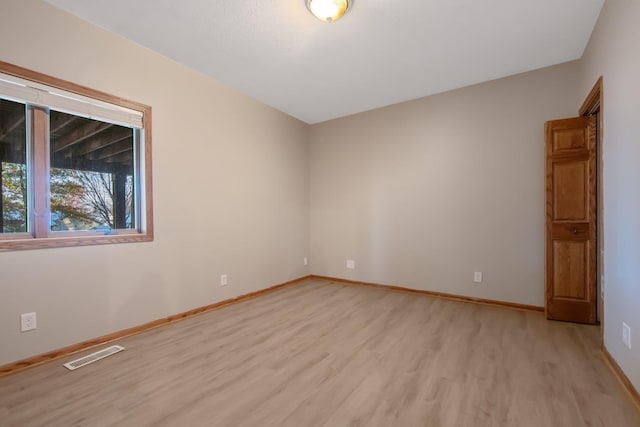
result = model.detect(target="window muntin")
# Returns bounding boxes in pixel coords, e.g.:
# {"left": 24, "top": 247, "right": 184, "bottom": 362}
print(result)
{"left": 0, "top": 61, "right": 152, "bottom": 250}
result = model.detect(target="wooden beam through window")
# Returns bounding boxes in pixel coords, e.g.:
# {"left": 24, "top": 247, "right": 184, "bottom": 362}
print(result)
{"left": 74, "top": 128, "right": 131, "bottom": 156}
{"left": 0, "top": 108, "right": 25, "bottom": 141}
{"left": 49, "top": 114, "right": 78, "bottom": 134}
{"left": 90, "top": 139, "right": 133, "bottom": 161}
{"left": 51, "top": 121, "right": 113, "bottom": 153}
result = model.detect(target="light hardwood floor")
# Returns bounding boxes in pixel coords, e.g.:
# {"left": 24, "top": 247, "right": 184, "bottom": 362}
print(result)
{"left": 1, "top": 278, "right": 638, "bottom": 426}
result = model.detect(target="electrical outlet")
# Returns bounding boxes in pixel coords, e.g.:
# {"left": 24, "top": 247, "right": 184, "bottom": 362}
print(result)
{"left": 473, "top": 272, "right": 483, "bottom": 283}
{"left": 622, "top": 322, "right": 631, "bottom": 350}
{"left": 303, "top": 257, "right": 308, "bottom": 266}
{"left": 20, "top": 312, "right": 37, "bottom": 332}
{"left": 220, "top": 274, "right": 228, "bottom": 287}
{"left": 346, "top": 259, "right": 355, "bottom": 269}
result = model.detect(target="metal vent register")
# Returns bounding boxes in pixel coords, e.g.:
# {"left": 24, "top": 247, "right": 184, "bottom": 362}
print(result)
{"left": 63, "top": 345, "right": 125, "bottom": 371}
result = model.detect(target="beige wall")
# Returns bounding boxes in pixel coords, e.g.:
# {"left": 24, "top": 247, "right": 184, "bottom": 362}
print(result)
{"left": 0, "top": 0, "right": 310, "bottom": 365}
{"left": 3, "top": 0, "right": 636, "bottom": 395}
{"left": 578, "top": 0, "right": 640, "bottom": 391}
{"left": 309, "top": 62, "right": 581, "bottom": 307}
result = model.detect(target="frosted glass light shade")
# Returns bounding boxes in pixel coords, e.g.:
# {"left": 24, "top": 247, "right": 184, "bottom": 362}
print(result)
{"left": 307, "top": 0, "right": 350, "bottom": 22}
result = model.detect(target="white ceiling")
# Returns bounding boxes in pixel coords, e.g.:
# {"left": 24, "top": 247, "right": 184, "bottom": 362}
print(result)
{"left": 44, "top": 0, "right": 604, "bottom": 124}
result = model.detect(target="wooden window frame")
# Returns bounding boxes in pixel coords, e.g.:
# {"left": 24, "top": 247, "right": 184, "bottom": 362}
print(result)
{"left": 0, "top": 61, "right": 153, "bottom": 251}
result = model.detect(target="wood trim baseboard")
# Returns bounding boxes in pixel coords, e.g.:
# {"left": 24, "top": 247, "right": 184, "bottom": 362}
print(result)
{"left": 602, "top": 346, "right": 640, "bottom": 410}
{"left": 0, "top": 275, "right": 311, "bottom": 378}
{"left": 310, "top": 275, "right": 545, "bottom": 312}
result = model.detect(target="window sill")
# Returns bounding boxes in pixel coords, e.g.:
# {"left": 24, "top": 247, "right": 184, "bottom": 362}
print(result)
{"left": 0, "top": 232, "right": 153, "bottom": 251}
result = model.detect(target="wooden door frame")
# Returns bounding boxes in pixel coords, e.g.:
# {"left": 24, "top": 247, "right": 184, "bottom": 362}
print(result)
{"left": 580, "top": 76, "right": 603, "bottom": 117}
{"left": 579, "top": 76, "right": 603, "bottom": 337}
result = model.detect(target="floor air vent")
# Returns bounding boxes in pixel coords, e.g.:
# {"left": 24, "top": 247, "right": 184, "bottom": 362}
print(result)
{"left": 63, "top": 345, "right": 125, "bottom": 371}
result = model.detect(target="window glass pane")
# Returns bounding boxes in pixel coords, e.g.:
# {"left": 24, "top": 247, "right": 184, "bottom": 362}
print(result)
{"left": 49, "top": 111, "right": 135, "bottom": 232}
{"left": 0, "top": 98, "right": 27, "bottom": 233}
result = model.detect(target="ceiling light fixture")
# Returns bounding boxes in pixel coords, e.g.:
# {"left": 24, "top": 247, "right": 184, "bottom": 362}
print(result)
{"left": 306, "top": 0, "right": 351, "bottom": 23}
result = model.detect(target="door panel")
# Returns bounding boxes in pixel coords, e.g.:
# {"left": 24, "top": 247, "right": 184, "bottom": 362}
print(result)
{"left": 552, "top": 127, "right": 589, "bottom": 151}
{"left": 552, "top": 240, "right": 587, "bottom": 299}
{"left": 545, "top": 116, "right": 597, "bottom": 324}
{"left": 553, "top": 161, "right": 588, "bottom": 220}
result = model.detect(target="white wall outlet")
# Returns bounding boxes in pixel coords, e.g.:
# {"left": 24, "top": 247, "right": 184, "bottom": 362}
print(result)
{"left": 346, "top": 259, "right": 355, "bottom": 269}
{"left": 20, "top": 312, "right": 37, "bottom": 332}
{"left": 303, "top": 257, "right": 308, "bottom": 266}
{"left": 473, "top": 272, "right": 483, "bottom": 283}
{"left": 220, "top": 274, "right": 228, "bottom": 287}
{"left": 622, "top": 322, "right": 631, "bottom": 349}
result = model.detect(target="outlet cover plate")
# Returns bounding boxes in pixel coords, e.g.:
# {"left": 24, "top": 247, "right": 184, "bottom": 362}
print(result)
{"left": 623, "top": 322, "right": 631, "bottom": 349}
{"left": 220, "top": 274, "right": 228, "bottom": 287}
{"left": 20, "top": 312, "right": 37, "bottom": 332}
{"left": 473, "top": 272, "right": 483, "bottom": 283}
{"left": 346, "top": 259, "right": 355, "bottom": 269}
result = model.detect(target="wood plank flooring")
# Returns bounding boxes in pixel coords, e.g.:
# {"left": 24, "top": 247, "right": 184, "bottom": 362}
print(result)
{"left": 0, "top": 278, "right": 638, "bottom": 426}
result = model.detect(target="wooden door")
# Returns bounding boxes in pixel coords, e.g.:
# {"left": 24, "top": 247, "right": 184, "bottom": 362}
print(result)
{"left": 545, "top": 116, "right": 597, "bottom": 324}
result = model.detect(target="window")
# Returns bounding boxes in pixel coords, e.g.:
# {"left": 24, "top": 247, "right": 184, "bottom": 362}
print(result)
{"left": 0, "top": 61, "right": 153, "bottom": 250}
